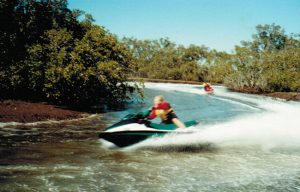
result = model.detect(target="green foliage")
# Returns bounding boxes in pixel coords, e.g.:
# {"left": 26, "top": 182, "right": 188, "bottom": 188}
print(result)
{"left": 124, "top": 23, "right": 300, "bottom": 93}
{"left": 224, "top": 24, "right": 300, "bottom": 92}
{"left": 20, "top": 26, "right": 138, "bottom": 107}
{"left": 203, "top": 50, "right": 232, "bottom": 83}
{"left": 123, "top": 37, "right": 208, "bottom": 81}
{"left": 1, "top": 0, "right": 299, "bottom": 111}
{"left": 0, "top": 0, "right": 141, "bottom": 109}
{"left": 251, "top": 24, "right": 287, "bottom": 51}
{"left": 0, "top": 0, "right": 85, "bottom": 97}
{"left": 261, "top": 46, "right": 300, "bottom": 92}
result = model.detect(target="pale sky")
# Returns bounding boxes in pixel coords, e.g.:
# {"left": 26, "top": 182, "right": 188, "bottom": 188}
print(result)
{"left": 69, "top": 0, "right": 300, "bottom": 52}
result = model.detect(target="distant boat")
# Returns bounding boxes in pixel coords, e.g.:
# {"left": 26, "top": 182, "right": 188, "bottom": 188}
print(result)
{"left": 203, "top": 83, "right": 214, "bottom": 94}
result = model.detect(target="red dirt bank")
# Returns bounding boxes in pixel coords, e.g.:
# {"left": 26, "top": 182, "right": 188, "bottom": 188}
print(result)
{"left": 0, "top": 100, "right": 84, "bottom": 123}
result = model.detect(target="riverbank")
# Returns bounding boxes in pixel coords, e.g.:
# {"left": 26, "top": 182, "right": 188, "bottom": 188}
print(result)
{"left": 263, "top": 92, "right": 300, "bottom": 101}
{"left": 1, "top": 82, "right": 299, "bottom": 124}
{"left": 0, "top": 100, "right": 85, "bottom": 123}
{"left": 129, "top": 77, "right": 204, "bottom": 85}
{"left": 132, "top": 78, "right": 300, "bottom": 101}
{"left": 230, "top": 87, "right": 300, "bottom": 101}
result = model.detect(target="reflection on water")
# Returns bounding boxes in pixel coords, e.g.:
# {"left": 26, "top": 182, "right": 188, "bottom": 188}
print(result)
{"left": 1, "top": 84, "right": 300, "bottom": 192}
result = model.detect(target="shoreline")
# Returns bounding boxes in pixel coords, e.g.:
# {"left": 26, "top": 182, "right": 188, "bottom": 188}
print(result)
{"left": 0, "top": 100, "right": 87, "bottom": 123}
{"left": 263, "top": 92, "right": 300, "bottom": 101}
{"left": 129, "top": 77, "right": 204, "bottom": 85}
{"left": 229, "top": 87, "right": 300, "bottom": 101}
{"left": 132, "top": 78, "right": 300, "bottom": 101}
{"left": 1, "top": 81, "right": 299, "bottom": 124}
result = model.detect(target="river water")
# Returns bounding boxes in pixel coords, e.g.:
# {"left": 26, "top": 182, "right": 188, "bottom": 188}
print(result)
{"left": 1, "top": 83, "right": 300, "bottom": 192}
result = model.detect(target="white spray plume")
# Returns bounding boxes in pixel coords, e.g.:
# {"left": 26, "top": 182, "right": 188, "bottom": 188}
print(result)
{"left": 135, "top": 83, "right": 300, "bottom": 150}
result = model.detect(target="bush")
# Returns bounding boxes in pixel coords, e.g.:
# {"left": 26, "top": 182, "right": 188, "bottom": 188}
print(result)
{"left": 224, "top": 24, "right": 300, "bottom": 93}
{"left": 0, "top": 0, "right": 142, "bottom": 109}
{"left": 123, "top": 38, "right": 208, "bottom": 81}
{"left": 19, "top": 27, "right": 139, "bottom": 108}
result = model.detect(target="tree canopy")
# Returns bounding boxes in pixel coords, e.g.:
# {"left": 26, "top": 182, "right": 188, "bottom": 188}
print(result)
{"left": 0, "top": 0, "right": 140, "bottom": 109}
{"left": 123, "top": 37, "right": 209, "bottom": 81}
{"left": 123, "top": 24, "right": 300, "bottom": 93}
{"left": 224, "top": 24, "right": 300, "bottom": 92}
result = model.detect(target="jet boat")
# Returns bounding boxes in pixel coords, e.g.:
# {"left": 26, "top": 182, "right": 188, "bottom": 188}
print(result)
{"left": 98, "top": 112, "right": 198, "bottom": 147}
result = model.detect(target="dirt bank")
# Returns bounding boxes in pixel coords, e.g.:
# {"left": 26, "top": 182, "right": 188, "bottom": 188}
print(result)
{"left": 133, "top": 79, "right": 300, "bottom": 101}
{"left": 230, "top": 87, "right": 300, "bottom": 101}
{"left": 263, "top": 92, "right": 300, "bottom": 101}
{"left": 0, "top": 100, "right": 85, "bottom": 123}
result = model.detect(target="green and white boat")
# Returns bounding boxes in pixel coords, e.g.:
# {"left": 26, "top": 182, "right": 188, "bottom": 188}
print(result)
{"left": 98, "top": 112, "right": 198, "bottom": 147}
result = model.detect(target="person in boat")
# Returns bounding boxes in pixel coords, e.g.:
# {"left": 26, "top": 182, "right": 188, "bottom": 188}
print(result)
{"left": 147, "top": 95, "right": 186, "bottom": 128}
{"left": 203, "top": 82, "right": 214, "bottom": 92}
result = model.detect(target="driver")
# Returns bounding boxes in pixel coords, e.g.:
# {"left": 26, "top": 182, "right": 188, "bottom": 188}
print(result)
{"left": 147, "top": 95, "right": 186, "bottom": 128}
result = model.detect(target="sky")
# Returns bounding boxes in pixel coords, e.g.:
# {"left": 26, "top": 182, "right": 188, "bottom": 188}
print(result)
{"left": 68, "top": 0, "right": 300, "bottom": 52}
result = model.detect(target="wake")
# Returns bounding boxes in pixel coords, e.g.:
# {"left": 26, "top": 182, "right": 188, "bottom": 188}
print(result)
{"left": 131, "top": 83, "right": 300, "bottom": 150}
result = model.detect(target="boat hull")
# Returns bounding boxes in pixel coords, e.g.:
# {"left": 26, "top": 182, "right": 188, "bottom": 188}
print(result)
{"left": 99, "top": 130, "right": 169, "bottom": 147}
